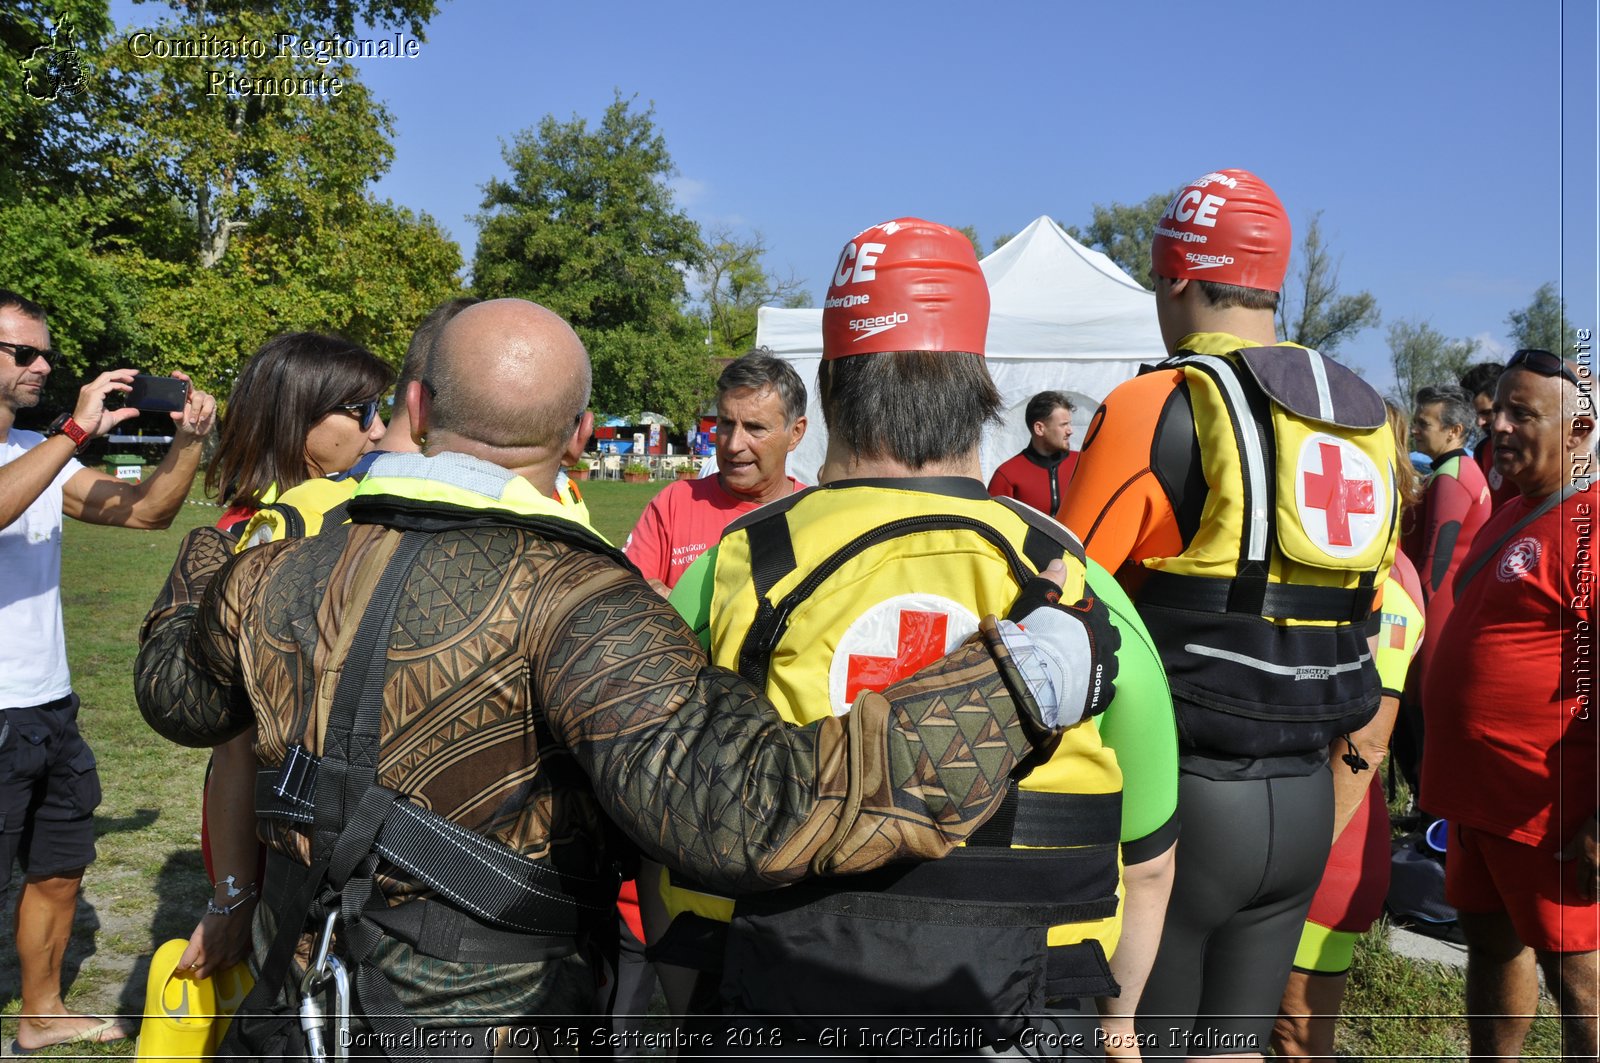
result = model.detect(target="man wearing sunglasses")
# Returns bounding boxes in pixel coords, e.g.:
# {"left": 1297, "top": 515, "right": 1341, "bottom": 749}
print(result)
{"left": 1421, "top": 347, "right": 1598, "bottom": 1059}
{"left": 0, "top": 288, "right": 216, "bottom": 1051}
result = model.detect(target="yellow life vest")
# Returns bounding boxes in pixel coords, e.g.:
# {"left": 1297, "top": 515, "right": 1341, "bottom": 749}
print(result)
{"left": 701, "top": 481, "right": 1124, "bottom": 1014}
{"left": 238, "top": 460, "right": 593, "bottom": 552}
{"left": 1135, "top": 337, "right": 1400, "bottom": 765}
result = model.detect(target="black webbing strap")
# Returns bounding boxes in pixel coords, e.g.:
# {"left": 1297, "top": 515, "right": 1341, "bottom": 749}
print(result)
{"left": 323, "top": 532, "right": 432, "bottom": 1062}
{"left": 966, "top": 781, "right": 1020, "bottom": 847}
{"left": 256, "top": 767, "right": 609, "bottom": 935}
{"left": 1142, "top": 569, "right": 1377, "bottom": 623}
{"left": 1454, "top": 482, "right": 1579, "bottom": 593}
{"left": 736, "top": 514, "right": 798, "bottom": 688}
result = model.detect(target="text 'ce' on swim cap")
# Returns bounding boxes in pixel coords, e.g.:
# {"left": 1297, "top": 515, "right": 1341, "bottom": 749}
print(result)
{"left": 1151, "top": 169, "right": 1291, "bottom": 292}
{"left": 821, "top": 217, "right": 989, "bottom": 360}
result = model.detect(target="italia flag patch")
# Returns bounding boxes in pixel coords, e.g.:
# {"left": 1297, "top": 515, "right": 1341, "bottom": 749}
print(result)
{"left": 1294, "top": 434, "right": 1388, "bottom": 558}
{"left": 827, "top": 594, "right": 980, "bottom": 716}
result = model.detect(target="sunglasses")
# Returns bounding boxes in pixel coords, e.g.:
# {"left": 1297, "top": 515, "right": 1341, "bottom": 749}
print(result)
{"left": 1507, "top": 348, "right": 1581, "bottom": 387}
{"left": 0, "top": 340, "right": 61, "bottom": 368}
{"left": 334, "top": 398, "right": 380, "bottom": 432}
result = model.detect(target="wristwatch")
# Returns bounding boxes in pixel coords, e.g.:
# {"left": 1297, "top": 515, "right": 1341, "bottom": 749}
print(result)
{"left": 44, "top": 413, "right": 90, "bottom": 453}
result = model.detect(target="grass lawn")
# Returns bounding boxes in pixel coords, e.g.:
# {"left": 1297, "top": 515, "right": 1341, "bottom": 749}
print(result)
{"left": 0, "top": 477, "right": 1554, "bottom": 1058}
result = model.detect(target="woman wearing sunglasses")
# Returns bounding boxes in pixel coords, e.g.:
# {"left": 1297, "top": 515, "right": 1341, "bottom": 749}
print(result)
{"left": 186, "top": 332, "right": 392, "bottom": 980}
{"left": 206, "top": 332, "right": 393, "bottom": 535}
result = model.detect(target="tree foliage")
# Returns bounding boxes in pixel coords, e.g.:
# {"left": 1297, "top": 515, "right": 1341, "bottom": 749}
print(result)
{"left": 1386, "top": 319, "right": 1478, "bottom": 408}
{"left": 474, "top": 94, "right": 704, "bottom": 333}
{"left": 1, "top": 0, "right": 462, "bottom": 404}
{"left": 1063, "top": 189, "right": 1178, "bottom": 288}
{"left": 1506, "top": 282, "right": 1573, "bottom": 354}
{"left": 0, "top": 0, "right": 113, "bottom": 203}
{"left": 1276, "top": 212, "right": 1380, "bottom": 356}
{"left": 697, "top": 226, "right": 807, "bottom": 358}
{"left": 472, "top": 93, "right": 718, "bottom": 424}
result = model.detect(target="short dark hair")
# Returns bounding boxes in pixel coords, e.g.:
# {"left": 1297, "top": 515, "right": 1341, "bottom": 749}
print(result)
{"left": 206, "top": 332, "right": 394, "bottom": 508}
{"left": 817, "top": 350, "right": 1002, "bottom": 469}
{"left": 0, "top": 289, "right": 47, "bottom": 323}
{"left": 718, "top": 348, "right": 807, "bottom": 425}
{"left": 1194, "top": 278, "right": 1280, "bottom": 312}
{"left": 1024, "top": 390, "right": 1075, "bottom": 429}
{"left": 1458, "top": 361, "right": 1503, "bottom": 400}
{"left": 400, "top": 297, "right": 479, "bottom": 391}
{"left": 1414, "top": 384, "right": 1475, "bottom": 435}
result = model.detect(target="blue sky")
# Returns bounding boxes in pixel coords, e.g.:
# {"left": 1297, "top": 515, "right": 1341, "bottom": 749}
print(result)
{"left": 114, "top": 0, "right": 1597, "bottom": 391}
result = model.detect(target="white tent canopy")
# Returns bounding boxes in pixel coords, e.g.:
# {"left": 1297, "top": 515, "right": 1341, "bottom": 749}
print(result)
{"left": 755, "top": 216, "right": 1166, "bottom": 485}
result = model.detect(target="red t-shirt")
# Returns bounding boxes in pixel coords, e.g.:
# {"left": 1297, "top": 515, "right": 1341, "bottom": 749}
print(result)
{"left": 1421, "top": 482, "right": 1597, "bottom": 848}
{"left": 623, "top": 475, "right": 805, "bottom": 590}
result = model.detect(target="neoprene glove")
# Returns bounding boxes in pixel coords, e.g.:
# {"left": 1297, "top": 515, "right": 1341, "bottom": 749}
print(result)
{"left": 1001, "top": 574, "right": 1120, "bottom": 728}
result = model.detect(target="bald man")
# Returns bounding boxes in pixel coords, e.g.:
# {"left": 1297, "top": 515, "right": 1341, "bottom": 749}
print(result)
{"left": 135, "top": 299, "right": 1105, "bottom": 1059}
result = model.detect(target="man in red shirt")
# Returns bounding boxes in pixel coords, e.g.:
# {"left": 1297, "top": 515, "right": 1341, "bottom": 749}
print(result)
{"left": 624, "top": 350, "right": 807, "bottom": 593}
{"left": 616, "top": 349, "right": 807, "bottom": 1031}
{"left": 988, "top": 390, "right": 1078, "bottom": 513}
{"left": 1421, "top": 348, "right": 1598, "bottom": 1059}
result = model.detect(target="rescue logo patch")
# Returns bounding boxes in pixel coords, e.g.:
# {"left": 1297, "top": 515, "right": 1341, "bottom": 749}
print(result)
{"left": 1496, "top": 536, "right": 1541, "bottom": 582}
{"left": 1294, "top": 434, "right": 1388, "bottom": 557}
{"left": 827, "top": 593, "right": 979, "bottom": 716}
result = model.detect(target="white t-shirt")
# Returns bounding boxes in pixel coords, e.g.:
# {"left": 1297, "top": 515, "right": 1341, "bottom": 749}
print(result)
{"left": 0, "top": 430, "right": 84, "bottom": 707}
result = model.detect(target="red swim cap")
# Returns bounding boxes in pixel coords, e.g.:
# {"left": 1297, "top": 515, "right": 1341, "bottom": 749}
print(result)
{"left": 1151, "top": 169, "right": 1291, "bottom": 292}
{"left": 821, "top": 218, "right": 989, "bottom": 360}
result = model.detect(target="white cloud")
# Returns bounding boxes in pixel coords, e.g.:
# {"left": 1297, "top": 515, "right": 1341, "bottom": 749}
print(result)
{"left": 669, "top": 175, "right": 709, "bottom": 206}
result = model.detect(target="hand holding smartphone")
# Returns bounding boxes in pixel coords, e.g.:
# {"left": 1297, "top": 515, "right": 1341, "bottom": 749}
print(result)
{"left": 126, "top": 374, "right": 191, "bottom": 413}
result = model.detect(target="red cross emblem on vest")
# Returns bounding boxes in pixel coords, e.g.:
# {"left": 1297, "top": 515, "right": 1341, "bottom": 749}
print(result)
{"left": 843, "top": 608, "right": 948, "bottom": 703}
{"left": 1302, "top": 441, "right": 1376, "bottom": 548}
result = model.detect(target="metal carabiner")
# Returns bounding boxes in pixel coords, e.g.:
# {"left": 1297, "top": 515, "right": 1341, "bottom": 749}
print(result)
{"left": 299, "top": 970, "right": 330, "bottom": 1063}
{"left": 325, "top": 954, "right": 351, "bottom": 1062}
{"left": 298, "top": 909, "right": 340, "bottom": 1063}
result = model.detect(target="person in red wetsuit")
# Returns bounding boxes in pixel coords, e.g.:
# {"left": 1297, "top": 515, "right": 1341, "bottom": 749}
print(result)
{"left": 1405, "top": 384, "right": 1492, "bottom": 603}
{"left": 1421, "top": 348, "right": 1598, "bottom": 1060}
{"left": 1392, "top": 384, "right": 1492, "bottom": 799}
{"left": 988, "top": 390, "right": 1079, "bottom": 514}
{"left": 624, "top": 350, "right": 807, "bottom": 594}
{"left": 1461, "top": 360, "right": 1521, "bottom": 511}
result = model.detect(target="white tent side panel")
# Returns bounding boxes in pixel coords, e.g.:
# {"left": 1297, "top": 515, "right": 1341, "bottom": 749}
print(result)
{"left": 753, "top": 217, "right": 1165, "bottom": 486}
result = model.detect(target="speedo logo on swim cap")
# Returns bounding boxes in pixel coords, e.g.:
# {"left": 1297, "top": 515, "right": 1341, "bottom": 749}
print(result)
{"left": 1184, "top": 252, "right": 1236, "bottom": 270}
{"left": 824, "top": 293, "right": 871, "bottom": 309}
{"left": 849, "top": 311, "right": 909, "bottom": 342}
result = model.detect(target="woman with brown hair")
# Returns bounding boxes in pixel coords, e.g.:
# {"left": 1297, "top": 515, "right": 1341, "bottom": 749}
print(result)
{"left": 187, "top": 332, "right": 393, "bottom": 975}
{"left": 208, "top": 332, "right": 393, "bottom": 534}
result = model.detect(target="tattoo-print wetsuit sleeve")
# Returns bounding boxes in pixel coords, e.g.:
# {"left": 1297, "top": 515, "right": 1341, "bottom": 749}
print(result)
{"left": 135, "top": 526, "right": 276, "bottom": 747}
{"left": 531, "top": 554, "right": 1049, "bottom": 895}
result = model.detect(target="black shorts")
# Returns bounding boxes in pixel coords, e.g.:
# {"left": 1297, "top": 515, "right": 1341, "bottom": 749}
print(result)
{"left": 0, "top": 693, "right": 102, "bottom": 890}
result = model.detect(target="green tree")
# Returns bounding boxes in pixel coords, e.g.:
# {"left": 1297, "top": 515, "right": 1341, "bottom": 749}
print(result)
{"left": 473, "top": 94, "right": 715, "bottom": 425}
{"left": 1506, "top": 282, "right": 1573, "bottom": 353}
{"left": 1276, "top": 212, "right": 1380, "bottom": 357}
{"left": 96, "top": 2, "right": 412, "bottom": 268}
{"left": 1062, "top": 189, "right": 1178, "bottom": 288}
{"left": 1386, "top": 319, "right": 1478, "bottom": 408}
{"left": 698, "top": 226, "right": 807, "bottom": 357}
{"left": 0, "top": 0, "right": 113, "bottom": 205}
{"left": 473, "top": 93, "right": 705, "bottom": 333}
{"left": 12, "top": 0, "right": 460, "bottom": 396}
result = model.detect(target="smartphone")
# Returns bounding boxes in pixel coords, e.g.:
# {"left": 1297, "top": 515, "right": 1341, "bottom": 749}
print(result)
{"left": 127, "top": 374, "right": 190, "bottom": 413}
